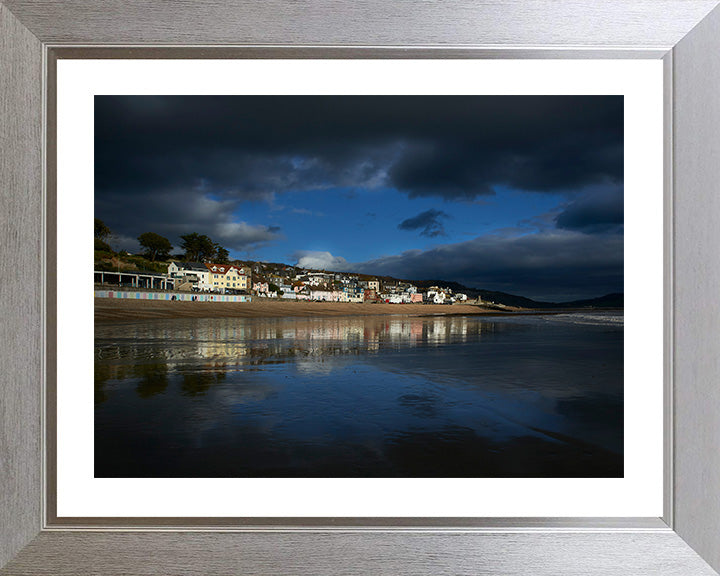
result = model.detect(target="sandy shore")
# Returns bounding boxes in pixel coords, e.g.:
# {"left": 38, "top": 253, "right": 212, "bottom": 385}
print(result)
{"left": 95, "top": 297, "right": 505, "bottom": 323}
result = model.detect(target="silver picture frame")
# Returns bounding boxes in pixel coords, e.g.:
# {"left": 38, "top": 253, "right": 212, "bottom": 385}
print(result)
{"left": 2, "top": 1, "right": 720, "bottom": 574}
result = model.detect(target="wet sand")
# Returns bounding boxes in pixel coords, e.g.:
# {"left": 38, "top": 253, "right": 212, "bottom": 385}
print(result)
{"left": 95, "top": 298, "right": 504, "bottom": 323}
{"left": 95, "top": 313, "right": 623, "bottom": 477}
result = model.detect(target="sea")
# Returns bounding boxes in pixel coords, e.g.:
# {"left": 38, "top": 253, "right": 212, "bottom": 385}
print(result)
{"left": 94, "top": 311, "right": 623, "bottom": 478}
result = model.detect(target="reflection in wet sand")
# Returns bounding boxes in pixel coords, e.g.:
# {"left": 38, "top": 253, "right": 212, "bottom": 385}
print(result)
{"left": 95, "top": 313, "right": 623, "bottom": 477}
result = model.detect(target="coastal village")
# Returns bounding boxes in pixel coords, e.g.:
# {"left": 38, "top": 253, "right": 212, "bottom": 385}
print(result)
{"left": 94, "top": 259, "right": 472, "bottom": 305}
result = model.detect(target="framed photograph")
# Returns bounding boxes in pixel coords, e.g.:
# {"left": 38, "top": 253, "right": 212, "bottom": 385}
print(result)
{"left": 2, "top": 2, "right": 720, "bottom": 575}
{"left": 61, "top": 60, "right": 661, "bottom": 521}
{"left": 49, "top": 60, "right": 664, "bottom": 524}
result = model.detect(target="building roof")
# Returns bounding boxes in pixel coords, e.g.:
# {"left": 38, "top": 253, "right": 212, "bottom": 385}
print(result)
{"left": 204, "top": 263, "right": 244, "bottom": 275}
{"left": 172, "top": 261, "right": 208, "bottom": 272}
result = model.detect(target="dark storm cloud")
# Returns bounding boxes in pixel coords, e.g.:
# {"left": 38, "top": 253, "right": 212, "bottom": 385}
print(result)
{"left": 555, "top": 185, "right": 624, "bottom": 234}
{"left": 96, "top": 187, "right": 282, "bottom": 254}
{"left": 398, "top": 209, "right": 449, "bottom": 237}
{"left": 353, "top": 230, "right": 623, "bottom": 302}
{"left": 95, "top": 95, "right": 623, "bottom": 272}
{"left": 96, "top": 95, "right": 623, "bottom": 202}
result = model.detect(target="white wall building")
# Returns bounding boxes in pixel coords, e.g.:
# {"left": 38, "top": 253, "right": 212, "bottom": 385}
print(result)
{"left": 425, "top": 290, "right": 446, "bottom": 304}
{"left": 167, "top": 262, "right": 212, "bottom": 291}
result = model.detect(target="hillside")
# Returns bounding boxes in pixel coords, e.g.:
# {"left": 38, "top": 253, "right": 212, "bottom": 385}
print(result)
{"left": 473, "top": 289, "right": 623, "bottom": 309}
{"left": 411, "top": 280, "right": 622, "bottom": 309}
{"left": 94, "top": 251, "right": 622, "bottom": 309}
{"left": 94, "top": 250, "right": 169, "bottom": 274}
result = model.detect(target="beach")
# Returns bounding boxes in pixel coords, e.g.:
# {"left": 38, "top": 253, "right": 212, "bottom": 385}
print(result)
{"left": 95, "top": 297, "right": 504, "bottom": 323}
{"left": 95, "top": 311, "right": 623, "bottom": 477}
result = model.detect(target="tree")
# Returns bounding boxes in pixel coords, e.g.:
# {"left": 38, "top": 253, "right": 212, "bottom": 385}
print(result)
{"left": 94, "top": 218, "right": 111, "bottom": 240}
{"left": 94, "top": 238, "right": 113, "bottom": 253}
{"left": 137, "top": 232, "right": 173, "bottom": 261}
{"left": 215, "top": 244, "right": 230, "bottom": 264}
{"left": 180, "top": 233, "right": 216, "bottom": 262}
{"left": 94, "top": 218, "right": 113, "bottom": 253}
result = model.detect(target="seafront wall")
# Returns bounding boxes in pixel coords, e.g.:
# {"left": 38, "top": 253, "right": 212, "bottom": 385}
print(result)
{"left": 94, "top": 290, "right": 251, "bottom": 303}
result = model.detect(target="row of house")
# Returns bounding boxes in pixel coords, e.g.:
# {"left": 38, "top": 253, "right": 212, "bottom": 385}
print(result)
{"left": 165, "top": 261, "right": 468, "bottom": 303}
{"left": 167, "top": 262, "right": 250, "bottom": 293}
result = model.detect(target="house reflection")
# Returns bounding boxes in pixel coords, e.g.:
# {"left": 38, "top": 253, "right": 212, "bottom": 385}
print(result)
{"left": 96, "top": 316, "right": 487, "bottom": 355}
{"left": 95, "top": 316, "right": 493, "bottom": 404}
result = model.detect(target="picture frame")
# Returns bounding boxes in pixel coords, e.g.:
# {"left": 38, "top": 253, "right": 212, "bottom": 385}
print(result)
{"left": 2, "top": 1, "right": 720, "bottom": 574}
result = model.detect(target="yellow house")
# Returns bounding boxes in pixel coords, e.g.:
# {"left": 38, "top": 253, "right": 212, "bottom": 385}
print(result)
{"left": 205, "top": 263, "right": 248, "bottom": 292}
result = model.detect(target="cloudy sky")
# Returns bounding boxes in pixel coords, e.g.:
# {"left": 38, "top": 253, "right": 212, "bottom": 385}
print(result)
{"left": 95, "top": 95, "right": 623, "bottom": 301}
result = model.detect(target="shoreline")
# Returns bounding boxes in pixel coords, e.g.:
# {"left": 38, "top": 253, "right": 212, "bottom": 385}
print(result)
{"left": 95, "top": 297, "right": 517, "bottom": 323}
{"left": 95, "top": 297, "right": 622, "bottom": 323}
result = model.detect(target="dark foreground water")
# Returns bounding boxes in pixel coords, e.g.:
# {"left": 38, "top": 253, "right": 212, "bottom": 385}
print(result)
{"left": 95, "top": 312, "right": 623, "bottom": 478}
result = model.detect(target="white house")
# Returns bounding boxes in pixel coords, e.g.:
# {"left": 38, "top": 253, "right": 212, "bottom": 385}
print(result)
{"left": 379, "top": 293, "right": 404, "bottom": 304}
{"left": 425, "top": 290, "right": 446, "bottom": 304}
{"left": 307, "top": 272, "right": 333, "bottom": 286}
{"left": 279, "top": 284, "right": 296, "bottom": 299}
{"left": 167, "top": 262, "right": 212, "bottom": 291}
{"left": 310, "top": 289, "right": 341, "bottom": 302}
